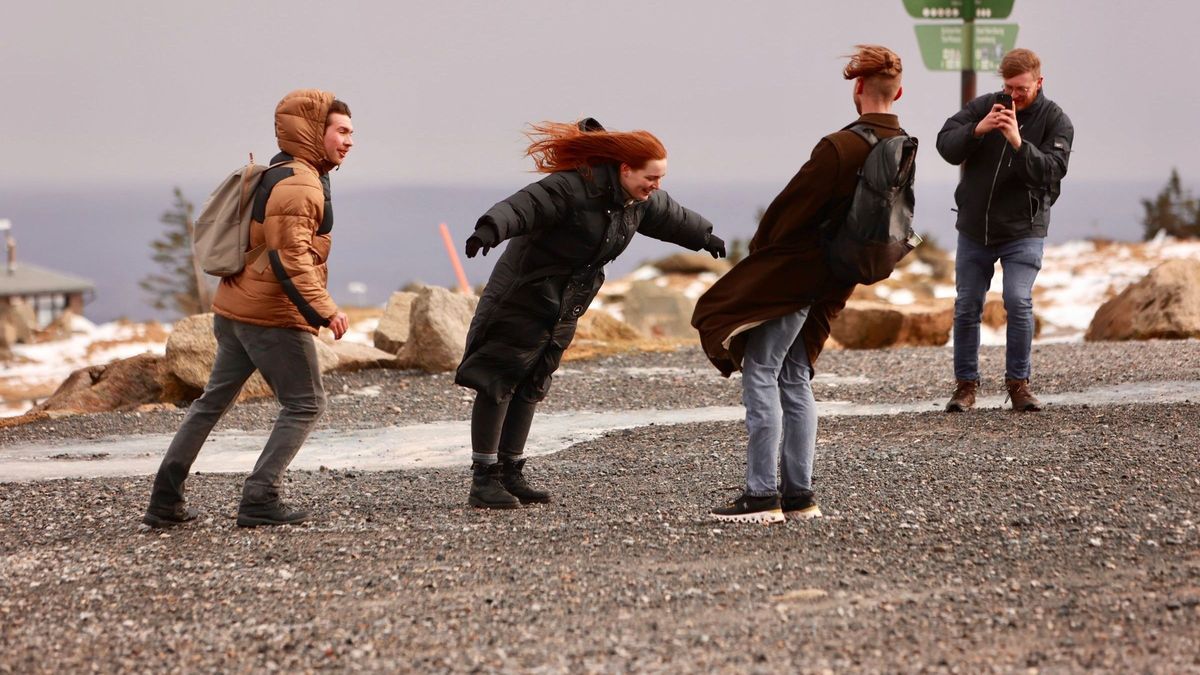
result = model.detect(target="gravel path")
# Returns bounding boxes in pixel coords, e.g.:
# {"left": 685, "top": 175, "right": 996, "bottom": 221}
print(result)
{"left": 1, "top": 341, "right": 1198, "bottom": 672}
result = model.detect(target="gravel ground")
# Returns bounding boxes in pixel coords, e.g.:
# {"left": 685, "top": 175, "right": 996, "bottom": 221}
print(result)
{"left": 1, "top": 341, "right": 1199, "bottom": 672}
{"left": 2, "top": 339, "right": 1198, "bottom": 446}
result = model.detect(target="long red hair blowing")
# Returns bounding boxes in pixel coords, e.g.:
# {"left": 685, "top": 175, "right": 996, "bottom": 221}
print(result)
{"left": 524, "top": 121, "right": 667, "bottom": 174}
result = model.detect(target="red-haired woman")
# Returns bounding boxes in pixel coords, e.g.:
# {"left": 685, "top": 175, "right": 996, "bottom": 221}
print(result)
{"left": 456, "top": 118, "right": 726, "bottom": 509}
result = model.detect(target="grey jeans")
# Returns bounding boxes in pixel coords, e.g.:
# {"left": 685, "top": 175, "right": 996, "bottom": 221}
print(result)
{"left": 741, "top": 307, "right": 816, "bottom": 498}
{"left": 149, "top": 315, "right": 326, "bottom": 508}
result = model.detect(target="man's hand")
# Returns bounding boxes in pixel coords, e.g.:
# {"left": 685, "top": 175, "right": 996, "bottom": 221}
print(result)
{"left": 995, "top": 107, "right": 1022, "bottom": 150}
{"left": 973, "top": 104, "right": 1008, "bottom": 137}
{"left": 464, "top": 235, "right": 491, "bottom": 258}
{"left": 328, "top": 311, "right": 349, "bottom": 340}
{"left": 703, "top": 234, "right": 727, "bottom": 259}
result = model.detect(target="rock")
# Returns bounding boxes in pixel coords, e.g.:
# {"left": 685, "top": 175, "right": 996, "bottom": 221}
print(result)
{"left": 396, "top": 287, "right": 478, "bottom": 373}
{"left": 564, "top": 310, "right": 647, "bottom": 362}
{"left": 31, "top": 353, "right": 167, "bottom": 414}
{"left": 621, "top": 280, "right": 697, "bottom": 339}
{"left": 1085, "top": 259, "right": 1200, "bottom": 341}
{"left": 574, "top": 310, "right": 643, "bottom": 342}
{"left": 0, "top": 299, "right": 36, "bottom": 347}
{"left": 328, "top": 341, "right": 400, "bottom": 372}
{"left": 650, "top": 253, "right": 732, "bottom": 276}
{"left": 373, "top": 291, "right": 417, "bottom": 355}
{"left": 830, "top": 300, "right": 953, "bottom": 349}
{"left": 165, "top": 313, "right": 338, "bottom": 399}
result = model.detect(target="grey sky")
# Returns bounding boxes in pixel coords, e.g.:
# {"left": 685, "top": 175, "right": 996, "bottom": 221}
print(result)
{"left": 3, "top": 0, "right": 1198, "bottom": 191}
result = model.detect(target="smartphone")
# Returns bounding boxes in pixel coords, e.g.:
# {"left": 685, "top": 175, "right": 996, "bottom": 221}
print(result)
{"left": 996, "top": 92, "right": 1014, "bottom": 108}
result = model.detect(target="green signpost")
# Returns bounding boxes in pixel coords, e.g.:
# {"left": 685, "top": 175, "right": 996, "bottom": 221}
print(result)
{"left": 902, "top": 0, "right": 1014, "bottom": 20}
{"left": 915, "top": 24, "right": 1019, "bottom": 72}
{"left": 906, "top": 0, "right": 1018, "bottom": 108}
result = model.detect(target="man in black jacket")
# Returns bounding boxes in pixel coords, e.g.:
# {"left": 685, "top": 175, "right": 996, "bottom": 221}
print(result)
{"left": 937, "top": 48, "right": 1073, "bottom": 412}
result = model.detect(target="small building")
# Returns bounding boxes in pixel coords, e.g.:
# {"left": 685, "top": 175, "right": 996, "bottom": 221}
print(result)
{"left": 0, "top": 220, "right": 94, "bottom": 328}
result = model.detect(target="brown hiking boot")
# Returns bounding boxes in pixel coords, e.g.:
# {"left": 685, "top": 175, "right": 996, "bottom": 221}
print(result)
{"left": 1006, "top": 378, "right": 1043, "bottom": 412}
{"left": 945, "top": 379, "right": 978, "bottom": 412}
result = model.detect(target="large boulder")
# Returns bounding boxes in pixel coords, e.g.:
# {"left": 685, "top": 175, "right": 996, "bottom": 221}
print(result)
{"left": 830, "top": 300, "right": 953, "bottom": 349}
{"left": 621, "top": 280, "right": 697, "bottom": 339}
{"left": 397, "top": 287, "right": 479, "bottom": 372}
{"left": 32, "top": 353, "right": 168, "bottom": 414}
{"left": 327, "top": 341, "right": 400, "bottom": 372}
{"left": 373, "top": 291, "right": 417, "bottom": 354}
{"left": 1085, "top": 259, "right": 1200, "bottom": 341}
{"left": 165, "top": 313, "right": 337, "bottom": 399}
{"left": 650, "top": 252, "right": 732, "bottom": 276}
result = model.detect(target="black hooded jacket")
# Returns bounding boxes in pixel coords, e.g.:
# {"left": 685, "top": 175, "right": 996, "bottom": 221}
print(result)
{"left": 936, "top": 90, "right": 1073, "bottom": 246}
{"left": 455, "top": 162, "right": 714, "bottom": 403}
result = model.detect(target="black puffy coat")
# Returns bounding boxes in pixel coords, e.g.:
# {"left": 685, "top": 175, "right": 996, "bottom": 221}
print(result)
{"left": 455, "top": 162, "right": 714, "bottom": 403}
{"left": 936, "top": 91, "right": 1073, "bottom": 246}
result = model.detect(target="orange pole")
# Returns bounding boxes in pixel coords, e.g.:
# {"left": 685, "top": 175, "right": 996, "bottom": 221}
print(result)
{"left": 438, "top": 222, "right": 471, "bottom": 294}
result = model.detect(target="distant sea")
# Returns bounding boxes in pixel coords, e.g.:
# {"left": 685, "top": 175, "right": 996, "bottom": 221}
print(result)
{"left": 0, "top": 179, "right": 1158, "bottom": 323}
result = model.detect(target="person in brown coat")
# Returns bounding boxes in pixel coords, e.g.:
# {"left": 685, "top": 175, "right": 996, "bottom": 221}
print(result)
{"left": 694, "top": 46, "right": 906, "bottom": 523}
{"left": 143, "top": 89, "right": 354, "bottom": 529}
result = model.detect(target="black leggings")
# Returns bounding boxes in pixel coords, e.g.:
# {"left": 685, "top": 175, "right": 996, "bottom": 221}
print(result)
{"left": 470, "top": 391, "right": 538, "bottom": 463}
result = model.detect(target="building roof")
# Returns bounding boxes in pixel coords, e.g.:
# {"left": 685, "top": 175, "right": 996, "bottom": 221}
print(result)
{"left": 0, "top": 261, "right": 95, "bottom": 296}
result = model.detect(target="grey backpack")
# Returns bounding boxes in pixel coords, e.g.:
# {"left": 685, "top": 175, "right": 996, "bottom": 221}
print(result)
{"left": 193, "top": 154, "right": 284, "bottom": 276}
{"left": 822, "top": 125, "right": 920, "bottom": 286}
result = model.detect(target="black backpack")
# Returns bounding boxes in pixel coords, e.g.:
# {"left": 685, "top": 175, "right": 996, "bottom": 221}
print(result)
{"left": 822, "top": 124, "right": 920, "bottom": 286}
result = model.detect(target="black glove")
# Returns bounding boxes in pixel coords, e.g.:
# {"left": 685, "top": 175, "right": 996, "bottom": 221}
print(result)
{"left": 464, "top": 225, "right": 498, "bottom": 259}
{"left": 703, "top": 234, "right": 726, "bottom": 259}
{"left": 465, "top": 235, "right": 490, "bottom": 258}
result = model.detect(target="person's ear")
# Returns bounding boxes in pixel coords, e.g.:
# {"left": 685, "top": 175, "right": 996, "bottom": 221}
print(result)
{"left": 855, "top": 79, "right": 865, "bottom": 96}
{"left": 894, "top": 85, "right": 903, "bottom": 102}
{"left": 619, "top": 163, "right": 631, "bottom": 176}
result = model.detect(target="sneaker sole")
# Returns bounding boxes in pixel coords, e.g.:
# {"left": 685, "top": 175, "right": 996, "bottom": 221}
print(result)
{"left": 467, "top": 496, "right": 521, "bottom": 510}
{"left": 709, "top": 509, "right": 785, "bottom": 524}
{"left": 783, "top": 506, "right": 823, "bottom": 521}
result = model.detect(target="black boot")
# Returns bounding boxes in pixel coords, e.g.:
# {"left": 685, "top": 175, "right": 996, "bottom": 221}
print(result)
{"left": 237, "top": 486, "right": 308, "bottom": 527}
{"left": 468, "top": 462, "right": 520, "bottom": 509}
{"left": 500, "top": 458, "right": 551, "bottom": 504}
{"left": 143, "top": 466, "right": 200, "bottom": 528}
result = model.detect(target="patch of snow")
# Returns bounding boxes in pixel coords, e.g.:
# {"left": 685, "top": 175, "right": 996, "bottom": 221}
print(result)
{"left": 629, "top": 265, "right": 661, "bottom": 281}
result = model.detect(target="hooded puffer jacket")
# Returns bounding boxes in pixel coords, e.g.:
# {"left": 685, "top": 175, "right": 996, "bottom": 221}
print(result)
{"left": 455, "top": 162, "right": 714, "bottom": 404}
{"left": 212, "top": 88, "right": 339, "bottom": 334}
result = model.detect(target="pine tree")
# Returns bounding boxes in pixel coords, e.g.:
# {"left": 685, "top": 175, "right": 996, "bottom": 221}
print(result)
{"left": 139, "top": 187, "right": 213, "bottom": 316}
{"left": 1142, "top": 169, "right": 1200, "bottom": 240}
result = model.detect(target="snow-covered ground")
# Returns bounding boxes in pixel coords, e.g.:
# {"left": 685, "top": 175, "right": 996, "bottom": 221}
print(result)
{"left": 2, "top": 236, "right": 1197, "bottom": 418}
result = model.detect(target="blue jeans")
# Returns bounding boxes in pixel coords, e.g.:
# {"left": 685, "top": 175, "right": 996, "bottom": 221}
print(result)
{"left": 741, "top": 307, "right": 816, "bottom": 498}
{"left": 952, "top": 234, "right": 1044, "bottom": 382}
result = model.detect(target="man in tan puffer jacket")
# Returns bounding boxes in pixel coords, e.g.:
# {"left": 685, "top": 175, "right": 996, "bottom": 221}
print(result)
{"left": 143, "top": 89, "right": 354, "bottom": 529}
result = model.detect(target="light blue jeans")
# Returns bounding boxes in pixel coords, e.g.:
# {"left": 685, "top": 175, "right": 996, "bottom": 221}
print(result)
{"left": 741, "top": 307, "right": 816, "bottom": 498}
{"left": 952, "top": 234, "right": 1045, "bottom": 382}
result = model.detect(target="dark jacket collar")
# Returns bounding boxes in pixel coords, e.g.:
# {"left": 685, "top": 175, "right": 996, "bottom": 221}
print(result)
{"left": 583, "top": 162, "right": 631, "bottom": 208}
{"left": 854, "top": 112, "right": 901, "bottom": 130}
{"left": 1017, "top": 89, "right": 1048, "bottom": 120}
